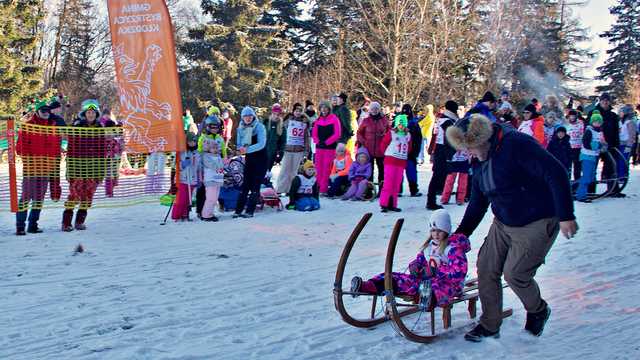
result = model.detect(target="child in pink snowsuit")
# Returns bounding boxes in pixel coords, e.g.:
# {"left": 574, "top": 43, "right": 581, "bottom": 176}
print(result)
{"left": 379, "top": 114, "right": 411, "bottom": 212}
{"left": 351, "top": 209, "right": 470, "bottom": 307}
{"left": 312, "top": 100, "right": 342, "bottom": 194}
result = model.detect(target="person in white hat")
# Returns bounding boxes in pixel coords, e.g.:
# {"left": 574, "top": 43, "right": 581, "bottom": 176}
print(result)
{"left": 350, "top": 210, "right": 471, "bottom": 309}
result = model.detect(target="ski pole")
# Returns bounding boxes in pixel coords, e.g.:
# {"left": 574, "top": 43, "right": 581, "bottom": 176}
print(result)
{"left": 160, "top": 198, "right": 174, "bottom": 225}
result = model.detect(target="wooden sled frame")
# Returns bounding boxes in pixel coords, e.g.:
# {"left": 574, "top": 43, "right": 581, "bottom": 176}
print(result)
{"left": 334, "top": 213, "right": 513, "bottom": 343}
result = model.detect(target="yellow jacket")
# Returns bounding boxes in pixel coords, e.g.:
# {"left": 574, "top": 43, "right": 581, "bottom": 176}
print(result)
{"left": 419, "top": 104, "right": 436, "bottom": 139}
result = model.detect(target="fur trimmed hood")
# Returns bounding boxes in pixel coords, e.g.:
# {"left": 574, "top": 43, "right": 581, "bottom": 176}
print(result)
{"left": 446, "top": 114, "right": 494, "bottom": 150}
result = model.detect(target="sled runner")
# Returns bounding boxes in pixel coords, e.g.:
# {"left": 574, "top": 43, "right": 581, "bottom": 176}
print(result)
{"left": 334, "top": 213, "right": 513, "bottom": 343}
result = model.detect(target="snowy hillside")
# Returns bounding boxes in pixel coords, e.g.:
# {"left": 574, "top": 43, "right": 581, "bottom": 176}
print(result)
{"left": 1, "top": 167, "right": 639, "bottom": 360}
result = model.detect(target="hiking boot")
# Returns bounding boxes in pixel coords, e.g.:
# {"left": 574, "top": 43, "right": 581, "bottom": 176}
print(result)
{"left": 232, "top": 213, "right": 242, "bottom": 219}
{"left": 350, "top": 276, "right": 362, "bottom": 297}
{"left": 202, "top": 216, "right": 219, "bottom": 222}
{"left": 389, "top": 207, "right": 402, "bottom": 212}
{"left": 464, "top": 323, "right": 500, "bottom": 342}
{"left": 16, "top": 227, "right": 26, "bottom": 236}
{"left": 525, "top": 302, "right": 551, "bottom": 336}
{"left": 426, "top": 204, "right": 444, "bottom": 210}
{"left": 239, "top": 213, "right": 254, "bottom": 218}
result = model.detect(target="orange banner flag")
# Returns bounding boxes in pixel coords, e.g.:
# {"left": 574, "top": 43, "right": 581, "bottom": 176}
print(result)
{"left": 107, "top": 0, "right": 185, "bottom": 153}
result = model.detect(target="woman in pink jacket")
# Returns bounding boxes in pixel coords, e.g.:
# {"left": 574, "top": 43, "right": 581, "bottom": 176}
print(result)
{"left": 312, "top": 100, "right": 342, "bottom": 194}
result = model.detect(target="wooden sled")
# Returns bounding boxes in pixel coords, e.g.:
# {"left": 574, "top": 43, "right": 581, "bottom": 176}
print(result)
{"left": 334, "top": 214, "right": 513, "bottom": 343}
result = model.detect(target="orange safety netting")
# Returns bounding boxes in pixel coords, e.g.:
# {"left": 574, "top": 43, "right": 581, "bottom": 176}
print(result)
{"left": 1, "top": 118, "right": 176, "bottom": 213}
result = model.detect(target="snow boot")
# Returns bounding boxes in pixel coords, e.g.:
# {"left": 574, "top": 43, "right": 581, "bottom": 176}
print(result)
{"left": 75, "top": 209, "right": 87, "bottom": 230}
{"left": 27, "top": 223, "right": 43, "bottom": 234}
{"left": 62, "top": 209, "right": 74, "bottom": 232}
{"left": 426, "top": 203, "right": 444, "bottom": 210}
{"left": 409, "top": 181, "right": 422, "bottom": 197}
{"left": 16, "top": 226, "right": 26, "bottom": 236}
{"left": 525, "top": 301, "right": 551, "bottom": 336}
{"left": 350, "top": 276, "right": 362, "bottom": 297}
{"left": 464, "top": 323, "right": 500, "bottom": 342}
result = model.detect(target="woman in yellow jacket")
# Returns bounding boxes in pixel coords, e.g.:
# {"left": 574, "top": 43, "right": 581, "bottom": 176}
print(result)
{"left": 418, "top": 104, "right": 436, "bottom": 164}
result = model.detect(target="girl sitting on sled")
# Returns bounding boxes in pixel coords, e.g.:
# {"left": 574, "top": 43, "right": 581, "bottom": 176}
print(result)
{"left": 351, "top": 209, "right": 470, "bottom": 307}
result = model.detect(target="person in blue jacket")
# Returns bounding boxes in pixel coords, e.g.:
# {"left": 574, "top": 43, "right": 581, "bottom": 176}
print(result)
{"left": 464, "top": 91, "right": 498, "bottom": 123}
{"left": 445, "top": 114, "right": 578, "bottom": 342}
{"left": 234, "top": 106, "right": 267, "bottom": 218}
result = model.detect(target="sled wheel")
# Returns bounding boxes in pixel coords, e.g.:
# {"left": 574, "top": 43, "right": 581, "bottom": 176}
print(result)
{"left": 333, "top": 213, "right": 417, "bottom": 328}
{"left": 383, "top": 218, "right": 438, "bottom": 343}
{"left": 610, "top": 148, "right": 628, "bottom": 194}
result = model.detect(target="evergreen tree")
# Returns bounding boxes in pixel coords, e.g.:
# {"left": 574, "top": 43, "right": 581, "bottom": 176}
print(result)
{"left": 53, "top": 0, "right": 111, "bottom": 107}
{"left": 597, "top": 0, "right": 640, "bottom": 97}
{"left": 262, "top": 0, "right": 316, "bottom": 67}
{"left": 0, "top": 0, "right": 45, "bottom": 115}
{"left": 180, "top": 0, "right": 291, "bottom": 115}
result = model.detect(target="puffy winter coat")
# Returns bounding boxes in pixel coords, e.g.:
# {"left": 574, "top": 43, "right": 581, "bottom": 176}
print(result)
{"left": 332, "top": 103, "right": 353, "bottom": 143}
{"left": 547, "top": 130, "right": 571, "bottom": 171}
{"left": 16, "top": 113, "right": 62, "bottom": 176}
{"left": 369, "top": 234, "right": 471, "bottom": 307}
{"left": 330, "top": 150, "right": 352, "bottom": 177}
{"left": 357, "top": 113, "right": 389, "bottom": 158}
{"left": 348, "top": 147, "right": 372, "bottom": 181}
{"left": 312, "top": 113, "right": 341, "bottom": 150}
{"left": 456, "top": 125, "right": 575, "bottom": 236}
{"left": 65, "top": 117, "right": 107, "bottom": 181}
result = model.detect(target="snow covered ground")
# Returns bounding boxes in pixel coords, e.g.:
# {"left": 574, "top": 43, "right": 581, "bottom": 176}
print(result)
{"left": 1, "top": 166, "right": 639, "bottom": 360}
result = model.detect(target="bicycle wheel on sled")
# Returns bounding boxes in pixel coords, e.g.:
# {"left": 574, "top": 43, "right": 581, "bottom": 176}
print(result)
{"left": 383, "top": 218, "right": 513, "bottom": 343}
{"left": 333, "top": 213, "right": 417, "bottom": 328}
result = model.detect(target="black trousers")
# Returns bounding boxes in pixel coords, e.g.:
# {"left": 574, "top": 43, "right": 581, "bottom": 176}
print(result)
{"left": 369, "top": 157, "right": 385, "bottom": 184}
{"left": 570, "top": 148, "right": 582, "bottom": 181}
{"left": 427, "top": 150, "right": 448, "bottom": 206}
{"left": 235, "top": 153, "right": 268, "bottom": 215}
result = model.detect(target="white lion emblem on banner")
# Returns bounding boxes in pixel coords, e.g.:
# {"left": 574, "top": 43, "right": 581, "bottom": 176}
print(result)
{"left": 113, "top": 43, "right": 172, "bottom": 153}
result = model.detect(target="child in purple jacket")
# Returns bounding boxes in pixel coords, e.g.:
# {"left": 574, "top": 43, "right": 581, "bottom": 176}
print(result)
{"left": 341, "top": 147, "right": 372, "bottom": 200}
{"left": 351, "top": 209, "right": 470, "bottom": 307}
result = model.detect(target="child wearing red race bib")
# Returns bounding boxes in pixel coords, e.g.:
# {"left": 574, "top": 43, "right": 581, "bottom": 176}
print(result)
{"left": 379, "top": 114, "right": 411, "bottom": 212}
{"left": 276, "top": 103, "right": 311, "bottom": 194}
